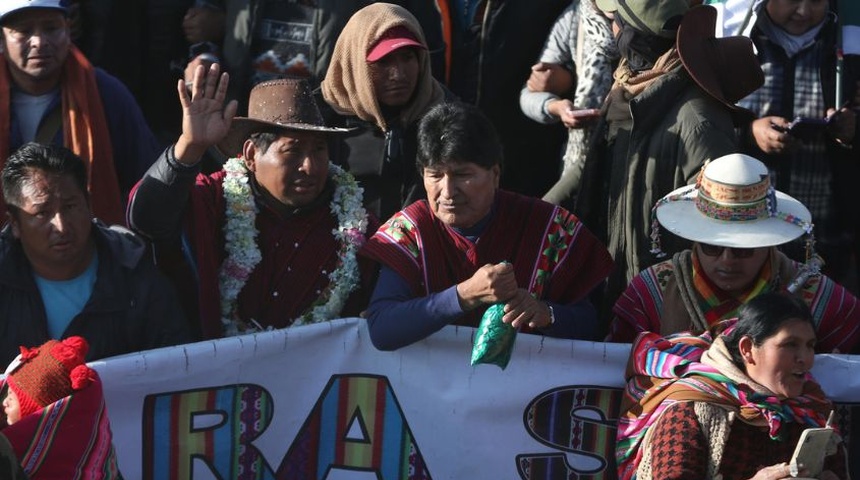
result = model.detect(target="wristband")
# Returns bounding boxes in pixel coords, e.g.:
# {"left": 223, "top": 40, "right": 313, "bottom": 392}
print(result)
{"left": 546, "top": 304, "right": 556, "bottom": 327}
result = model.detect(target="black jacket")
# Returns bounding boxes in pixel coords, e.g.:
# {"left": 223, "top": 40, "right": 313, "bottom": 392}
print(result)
{"left": 0, "top": 222, "right": 191, "bottom": 365}
{"left": 329, "top": 115, "right": 425, "bottom": 221}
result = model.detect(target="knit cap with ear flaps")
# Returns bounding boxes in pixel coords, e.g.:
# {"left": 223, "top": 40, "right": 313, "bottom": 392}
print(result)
{"left": 6, "top": 336, "right": 95, "bottom": 419}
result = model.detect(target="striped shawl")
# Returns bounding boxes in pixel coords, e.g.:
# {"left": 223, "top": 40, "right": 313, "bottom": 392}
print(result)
{"left": 1, "top": 374, "right": 121, "bottom": 479}
{"left": 616, "top": 325, "right": 832, "bottom": 480}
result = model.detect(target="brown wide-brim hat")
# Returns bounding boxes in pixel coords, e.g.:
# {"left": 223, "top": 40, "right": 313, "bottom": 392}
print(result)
{"left": 677, "top": 5, "right": 764, "bottom": 110}
{"left": 217, "top": 78, "right": 352, "bottom": 157}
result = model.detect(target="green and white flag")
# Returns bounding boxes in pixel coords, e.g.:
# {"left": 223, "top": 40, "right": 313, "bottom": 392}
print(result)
{"left": 840, "top": 0, "right": 860, "bottom": 55}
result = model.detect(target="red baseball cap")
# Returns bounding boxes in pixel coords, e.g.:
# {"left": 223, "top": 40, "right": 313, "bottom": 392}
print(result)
{"left": 366, "top": 26, "right": 425, "bottom": 62}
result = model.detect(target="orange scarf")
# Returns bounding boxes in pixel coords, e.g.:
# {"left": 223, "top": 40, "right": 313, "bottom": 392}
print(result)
{"left": 0, "top": 46, "right": 123, "bottom": 225}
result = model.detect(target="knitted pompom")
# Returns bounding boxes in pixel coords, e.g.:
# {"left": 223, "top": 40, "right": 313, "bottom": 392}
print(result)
{"left": 52, "top": 336, "right": 89, "bottom": 369}
{"left": 19, "top": 346, "right": 40, "bottom": 362}
{"left": 69, "top": 364, "right": 95, "bottom": 390}
{"left": 7, "top": 337, "right": 92, "bottom": 413}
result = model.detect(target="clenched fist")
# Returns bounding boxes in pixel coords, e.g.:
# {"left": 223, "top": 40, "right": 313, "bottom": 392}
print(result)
{"left": 456, "top": 263, "right": 518, "bottom": 311}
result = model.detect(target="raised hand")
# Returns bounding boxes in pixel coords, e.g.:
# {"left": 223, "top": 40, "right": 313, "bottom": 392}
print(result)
{"left": 175, "top": 63, "right": 238, "bottom": 165}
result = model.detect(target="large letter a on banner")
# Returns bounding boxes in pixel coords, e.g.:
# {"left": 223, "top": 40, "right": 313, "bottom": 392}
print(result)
{"left": 277, "top": 374, "right": 432, "bottom": 480}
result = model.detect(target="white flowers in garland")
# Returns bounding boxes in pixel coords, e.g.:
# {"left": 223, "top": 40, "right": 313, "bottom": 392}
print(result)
{"left": 218, "top": 158, "right": 367, "bottom": 336}
{"left": 219, "top": 157, "right": 262, "bottom": 336}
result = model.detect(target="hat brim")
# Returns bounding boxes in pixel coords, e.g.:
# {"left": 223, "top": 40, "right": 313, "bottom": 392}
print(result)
{"left": 656, "top": 185, "right": 811, "bottom": 248}
{"left": 215, "top": 117, "right": 354, "bottom": 158}
{"left": 0, "top": 5, "right": 67, "bottom": 23}
{"left": 677, "top": 6, "right": 763, "bottom": 108}
{"left": 367, "top": 38, "right": 426, "bottom": 62}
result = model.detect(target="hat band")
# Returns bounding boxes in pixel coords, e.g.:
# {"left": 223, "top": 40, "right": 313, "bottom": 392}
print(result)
{"left": 694, "top": 194, "right": 770, "bottom": 222}
{"left": 692, "top": 163, "right": 774, "bottom": 221}
{"left": 698, "top": 175, "right": 771, "bottom": 204}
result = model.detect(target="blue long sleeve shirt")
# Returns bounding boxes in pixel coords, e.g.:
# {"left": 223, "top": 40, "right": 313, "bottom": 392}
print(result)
{"left": 366, "top": 265, "right": 598, "bottom": 351}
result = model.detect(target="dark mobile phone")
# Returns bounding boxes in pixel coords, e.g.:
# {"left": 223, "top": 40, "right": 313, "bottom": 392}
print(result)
{"left": 772, "top": 115, "right": 834, "bottom": 142}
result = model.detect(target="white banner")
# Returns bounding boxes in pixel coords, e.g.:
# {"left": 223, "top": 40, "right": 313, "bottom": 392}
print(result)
{"left": 88, "top": 319, "right": 860, "bottom": 480}
{"left": 845, "top": 26, "right": 860, "bottom": 55}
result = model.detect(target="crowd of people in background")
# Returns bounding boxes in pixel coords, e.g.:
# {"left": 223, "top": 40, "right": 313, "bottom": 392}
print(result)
{"left": 0, "top": 0, "right": 859, "bottom": 477}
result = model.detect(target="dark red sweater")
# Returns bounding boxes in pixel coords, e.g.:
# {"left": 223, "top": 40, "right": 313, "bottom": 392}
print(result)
{"left": 648, "top": 402, "right": 847, "bottom": 479}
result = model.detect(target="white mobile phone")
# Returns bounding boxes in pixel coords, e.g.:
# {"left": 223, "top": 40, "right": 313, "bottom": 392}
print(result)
{"left": 789, "top": 426, "right": 834, "bottom": 478}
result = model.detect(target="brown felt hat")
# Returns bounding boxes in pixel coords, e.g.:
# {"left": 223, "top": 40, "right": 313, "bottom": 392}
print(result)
{"left": 217, "top": 78, "right": 351, "bottom": 157}
{"left": 677, "top": 5, "right": 764, "bottom": 109}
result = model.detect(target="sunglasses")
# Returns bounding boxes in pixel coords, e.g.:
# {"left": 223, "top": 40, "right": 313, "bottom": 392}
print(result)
{"left": 698, "top": 243, "right": 757, "bottom": 259}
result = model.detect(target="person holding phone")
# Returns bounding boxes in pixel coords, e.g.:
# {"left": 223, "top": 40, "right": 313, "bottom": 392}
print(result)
{"left": 739, "top": 0, "right": 859, "bottom": 285}
{"left": 518, "top": 0, "right": 619, "bottom": 186}
{"left": 554, "top": 3, "right": 764, "bottom": 333}
{"left": 616, "top": 292, "right": 848, "bottom": 480}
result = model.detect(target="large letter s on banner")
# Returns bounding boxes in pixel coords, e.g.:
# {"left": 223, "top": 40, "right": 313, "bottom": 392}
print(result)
{"left": 517, "top": 386, "right": 622, "bottom": 480}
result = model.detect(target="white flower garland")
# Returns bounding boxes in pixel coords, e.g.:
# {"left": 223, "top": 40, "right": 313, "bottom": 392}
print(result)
{"left": 219, "top": 157, "right": 261, "bottom": 336}
{"left": 218, "top": 158, "right": 368, "bottom": 336}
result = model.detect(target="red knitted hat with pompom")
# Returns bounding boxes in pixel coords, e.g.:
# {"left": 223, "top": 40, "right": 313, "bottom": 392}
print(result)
{"left": 6, "top": 336, "right": 95, "bottom": 418}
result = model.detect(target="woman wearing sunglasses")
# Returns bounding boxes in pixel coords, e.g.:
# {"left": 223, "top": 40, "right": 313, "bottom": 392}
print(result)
{"left": 605, "top": 153, "right": 860, "bottom": 353}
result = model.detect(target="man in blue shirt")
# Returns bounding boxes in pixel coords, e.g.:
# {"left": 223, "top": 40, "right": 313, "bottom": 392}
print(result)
{"left": 0, "top": 142, "right": 191, "bottom": 364}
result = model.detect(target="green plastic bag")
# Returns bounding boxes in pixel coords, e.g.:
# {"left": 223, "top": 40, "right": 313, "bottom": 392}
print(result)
{"left": 470, "top": 303, "right": 517, "bottom": 369}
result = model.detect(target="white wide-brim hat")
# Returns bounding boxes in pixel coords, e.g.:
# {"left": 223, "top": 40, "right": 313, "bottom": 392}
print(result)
{"left": 654, "top": 153, "right": 812, "bottom": 249}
